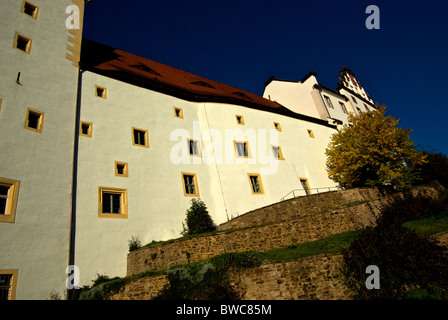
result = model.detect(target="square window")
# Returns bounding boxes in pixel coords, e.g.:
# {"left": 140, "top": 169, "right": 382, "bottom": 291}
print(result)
{"left": 272, "top": 146, "right": 285, "bottom": 160}
{"left": 24, "top": 108, "right": 44, "bottom": 133}
{"left": 174, "top": 107, "right": 183, "bottom": 119}
{"left": 132, "top": 127, "right": 149, "bottom": 148}
{"left": 323, "top": 95, "right": 334, "bottom": 109}
{"left": 115, "top": 161, "right": 128, "bottom": 177}
{"left": 21, "top": 1, "right": 38, "bottom": 19}
{"left": 307, "top": 129, "right": 315, "bottom": 138}
{"left": 339, "top": 102, "right": 348, "bottom": 114}
{"left": 95, "top": 85, "right": 107, "bottom": 99}
{"left": 188, "top": 139, "right": 201, "bottom": 157}
{"left": 248, "top": 174, "right": 265, "bottom": 195}
{"left": 234, "top": 141, "right": 251, "bottom": 158}
{"left": 300, "top": 178, "right": 312, "bottom": 196}
{"left": 98, "top": 187, "right": 128, "bottom": 218}
{"left": 273, "top": 122, "right": 282, "bottom": 132}
{"left": 0, "top": 178, "right": 20, "bottom": 223}
{"left": 0, "top": 270, "right": 19, "bottom": 300}
{"left": 80, "top": 121, "right": 93, "bottom": 138}
{"left": 14, "top": 33, "right": 32, "bottom": 54}
{"left": 182, "top": 173, "right": 200, "bottom": 197}
{"left": 235, "top": 115, "right": 245, "bottom": 125}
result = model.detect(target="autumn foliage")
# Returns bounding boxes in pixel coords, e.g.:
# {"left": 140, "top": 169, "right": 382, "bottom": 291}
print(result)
{"left": 325, "top": 106, "right": 427, "bottom": 189}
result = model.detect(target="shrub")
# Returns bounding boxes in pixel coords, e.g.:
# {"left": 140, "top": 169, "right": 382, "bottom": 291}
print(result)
{"left": 182, "top": 198, "right": 216, "bottom": 236}
{"left": 341, "top": 222, "right": 448, "bottom": 300}
{"left": 128, "top": 235, "right": 142, "bottom": 252}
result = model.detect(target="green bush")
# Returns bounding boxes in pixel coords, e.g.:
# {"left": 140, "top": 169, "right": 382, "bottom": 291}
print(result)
{"left": 182, "top": 198, "right": 216, "bottom": 236}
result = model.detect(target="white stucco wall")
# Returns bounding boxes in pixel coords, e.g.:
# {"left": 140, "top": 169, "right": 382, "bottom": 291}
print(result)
{"left": 0, "top": 0, "right": 79, "bottom": 299}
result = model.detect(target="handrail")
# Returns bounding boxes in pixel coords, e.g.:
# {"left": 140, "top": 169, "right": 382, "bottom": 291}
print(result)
{"left": 280, "top": 186, "right": 341, "bottom": 201}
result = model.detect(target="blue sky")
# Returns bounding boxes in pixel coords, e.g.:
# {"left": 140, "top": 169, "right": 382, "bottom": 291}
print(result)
{"left": 83, "top": 0, "right": 448, "bottom": 155}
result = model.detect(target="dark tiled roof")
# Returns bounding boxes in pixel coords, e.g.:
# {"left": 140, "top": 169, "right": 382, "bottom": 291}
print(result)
{"left": 80, "top": 38, "right": 335, "bottom": 127}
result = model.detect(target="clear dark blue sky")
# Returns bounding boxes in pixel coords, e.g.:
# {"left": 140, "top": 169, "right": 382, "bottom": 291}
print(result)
{"left": 83, "top": 0, "right": 448, "bottom": 155}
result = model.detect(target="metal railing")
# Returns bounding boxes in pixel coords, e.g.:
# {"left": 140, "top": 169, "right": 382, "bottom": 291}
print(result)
{"left": 280, "top": 186, "right": 341, "bottom": 201}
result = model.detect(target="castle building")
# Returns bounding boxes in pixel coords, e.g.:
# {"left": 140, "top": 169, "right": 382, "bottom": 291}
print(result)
{"left": 0, "top": 1, "right": 375, "bottom": 299}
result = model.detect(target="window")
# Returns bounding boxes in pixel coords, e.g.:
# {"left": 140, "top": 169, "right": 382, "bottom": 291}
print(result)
{"left": 191, "top": 81, "right": 215, "bottom": 89}
{"left": 323, "top": 95, "right": 334, "bottom": 109}
{"left": 24, "top": 108, "right": 44, "bottom": 133}
{"left": 14, "top": 33, "right": 32, "bottom": 54}
{"left": 232, "top": 92, "right": 252, "bottom": 100}
{"left": 273, "top": 122, "right": 282, "bottom": 132}
{"left": 95, "top": 85, "right": 107, "bottom": 99}
{"left": 182, "top": 173, "right": 200, "bottom": 197}
{"left": 235, "top": 115, "right": 245, "bottom": 125}
{"left": 351, "top": 96, "right": 357, "bottom": 103}
{"left": 188, "top": 139, "right": 201, "bottom": 157}
{"left": 339, "top": 102, "right": 348, "bottom": 114}
{"left": 248, "top": 174, "right": 265, "bottom": 195}
{"left": 234, "top": 141, "right": 251, "bottom": 158}
{"left": 0, "top": 99, "right": 3, "bottom": 112}
{"left": 300, "top": 178, "right": 312, "bottom": 196}
{"left": 0, "top": 270, "right": 18, "bottom": 300}
{"left": 21, "top": 1, "right": 38, "bottom": 19}
{"left": 98, "top": 187, "right": 128, "bottom": 218}
{"left": 115, "top": 161, "right": 128, "bottom": 177}
{"left": 174, "top": 107, "right": 183, "bottom": 119}
{"left": 132, "top": 127, "right": 149, "bottom": 148}
{"left": 0, "top": 178, "right": 20, "bottom": 223}
{"left": 80, "top": 121, "right": 92, "bottom": 138}
{"left": 307, "top": 129, "right": 315, "bottom": 138}
{"left": 272, "top": 146, "right": 285, "bottom": 160}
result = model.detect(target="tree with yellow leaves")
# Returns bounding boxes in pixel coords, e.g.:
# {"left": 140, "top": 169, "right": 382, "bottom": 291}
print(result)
{"left": 325, "top": 106, "right": 427, "bottom": 190}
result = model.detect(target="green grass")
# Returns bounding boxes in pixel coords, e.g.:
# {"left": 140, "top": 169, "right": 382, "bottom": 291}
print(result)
{"left": 403, "top": 210, "right": 448, "bottom": 236}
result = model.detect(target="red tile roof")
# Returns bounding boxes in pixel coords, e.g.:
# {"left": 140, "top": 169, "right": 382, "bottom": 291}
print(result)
{"left": 80, "top": 38, "right": 335, "bottom": 127}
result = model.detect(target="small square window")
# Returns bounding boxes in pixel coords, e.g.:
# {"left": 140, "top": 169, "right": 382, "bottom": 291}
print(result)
{"left": 300, "top": 178, "right": 312, "bottom": 196}
{"left": 95, "top": 85, "right": 107, "bottom": 99}
{"left": 80, "top": 121, "right": 93, "bottom": 138}
{"left": 307, "top": 129, "right": 315, "bottom": 138}
{"left": 0, "top": 178, "right": 20, "bottom": 223}
{"left": 323, "top": 95, "right": 334, "bottom": 109}
{"left": 14, "top": 33, "right": 32, "bottom": 54}
{"left": 24, "top": 108, "right": 44, "bottom": 133}
{"left": 273, "top": 122, "right": 282, "bottom": 132}
{"left": 0, "top": 99, "right": 3, "bottom": 113}
{"left": 234, "top": 141, "right": 251, "bottom": 158}
{"left": 21, "top": 1, "right": 39, "bottom": 19}
{"left": 248, "top": 174, "right": 265, "bottom": 195}
{"left": 339, "top": 102, "right": 348, "bottom": 114}
{"left": 272, "top": 146, "right": 285, "bottom": 160}
{"left": 182, "top": 173, "right": 200, "bottom": 197}
{"left": 235, "top": 115, "right": 245, "bottom": 125}
{"left": 132, "top": 127, "right": 149, "bottom": 148}
{"left": 98, "top": 187, "right": 128, "bottom": 218}
{"left": 174, "top": 107, "right": 183, "bottom": 119}
{"left": 115, "top": 161, "right": 128, "bottom": 177}
{"left": 0, "top": 270, "right": 19, "bottom": 300}
{"left": 188, "top": 139, "right": 201, "bottom": 157}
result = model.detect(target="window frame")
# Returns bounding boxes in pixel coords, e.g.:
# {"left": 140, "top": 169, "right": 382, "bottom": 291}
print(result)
{"left": 0, "top": 270, "right": 19, "bottom": 300}
{"left": 271, "top": 145, "right": 285, "bottom": 160}
{"left": 95, "top": 85, "right": 107, "bottom": 99}
{"left": 14, "top": 33, "right": 32, "bottom": 54}
{"left": 235, "top": 115, "right": 245, "bottom": 125}
{"left": 339, "top": 102, "right": 348, "bottom": 114}
{"left": 79, "top": 121, "right": 93, "bottom": 138}
{"left": 248, "top": 173, "right": 265, "bottom": 195}
{"left": 24, "top": 108, "right": 44, "bottom": 133}
{"left": 323, "top": 95, "right": 334, "bottom": 109}
{"left": 21, "top": 1, "right": 39, "bottom": 19}
{"left": 114, "top": 161, "right": 128, "bottom": 178}
{"left": 181, "top": 172, "right": 200, "bottom": 197}
{"left": 299, "top": 178, "right": 312, "bottom": 196}
{"left": 0, "top": 178, "right": 20, "bottom": 223}
{"left": 233, "top": 140, "right": 252, "bottom": 158}
{"left": 132, "top": 127, "right": 149, "bottom": 148}
{"left": 98, "top": 187, "right": 128, "bottom": 219}
{"left": 273, "top": 122, "right": 282, "bottom": 132}
{"left": 307, "top": 129, "right": 315, "bottom": 139}
{"left": 174, "top": 107, "right": 184, "bottom": 119}
{"left": 187, "top": 139, "right": 201, "bottom": 157}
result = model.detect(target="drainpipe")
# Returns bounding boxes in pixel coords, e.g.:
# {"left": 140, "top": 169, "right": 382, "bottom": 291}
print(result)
{"left": 67, "top": 67, "right": 84, "bottom": 300}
